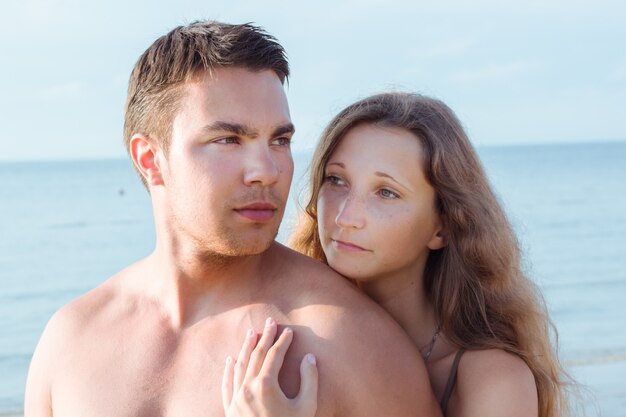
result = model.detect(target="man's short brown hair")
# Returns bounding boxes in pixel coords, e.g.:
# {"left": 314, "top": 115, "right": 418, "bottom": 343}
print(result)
{"left": 123, "top": 21, "right": 289, "bottom": 165}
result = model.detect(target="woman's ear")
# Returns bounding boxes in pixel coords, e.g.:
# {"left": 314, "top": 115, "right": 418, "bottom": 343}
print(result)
{"left": 427, "top": 227, "right": 447, "bottom": 250}
{"left": 130, "top": 133, "right": 164, "bottom": 187}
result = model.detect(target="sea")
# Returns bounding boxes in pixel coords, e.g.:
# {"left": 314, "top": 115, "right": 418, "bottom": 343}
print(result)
{"left": 1, "top": 141, "right": 625, "bottom": 416}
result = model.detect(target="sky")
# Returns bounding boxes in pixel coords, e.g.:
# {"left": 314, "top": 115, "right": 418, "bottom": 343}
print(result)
{"left": 1, "top": 0, "right": 625, "bottom": 161}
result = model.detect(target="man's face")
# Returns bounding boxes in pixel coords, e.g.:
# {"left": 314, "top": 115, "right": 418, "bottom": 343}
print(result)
{"left": 160, "top": 67, "right": 294, "bottom": 257}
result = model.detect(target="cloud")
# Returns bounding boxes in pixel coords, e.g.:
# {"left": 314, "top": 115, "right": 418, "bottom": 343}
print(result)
{"left": 450, "top": 60, "right": 542, "bottom": 84}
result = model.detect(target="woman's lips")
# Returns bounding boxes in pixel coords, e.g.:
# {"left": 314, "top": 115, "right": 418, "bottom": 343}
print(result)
{"left": 332, "top": 239, "right": 369, "bottom": 252}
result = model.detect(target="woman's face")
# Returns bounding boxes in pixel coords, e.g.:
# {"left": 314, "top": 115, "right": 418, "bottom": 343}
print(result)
{"left": 317, "top": 123, "right": 445, "bottom": 290}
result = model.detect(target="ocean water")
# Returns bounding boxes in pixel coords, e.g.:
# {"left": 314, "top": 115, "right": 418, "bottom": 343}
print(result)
{"left": 1, "top": 142, "right": 625, "bottom": 416}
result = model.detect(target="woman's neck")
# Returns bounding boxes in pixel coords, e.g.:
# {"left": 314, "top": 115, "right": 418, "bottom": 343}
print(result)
{"left": 361, "top": 271, "right": 439, "bottom": 355}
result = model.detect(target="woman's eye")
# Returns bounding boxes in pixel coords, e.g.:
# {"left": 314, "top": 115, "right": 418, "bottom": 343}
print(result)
{"left": 379, "top": 188, "right": 400, "bottom": 199}
{"left": 324, "top": 175, "right": 344, "bottom": 186}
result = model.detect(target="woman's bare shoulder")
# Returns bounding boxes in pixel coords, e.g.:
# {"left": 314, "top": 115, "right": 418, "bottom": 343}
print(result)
{"left": 454, "top": 348, "right": 538, "bottom": 417}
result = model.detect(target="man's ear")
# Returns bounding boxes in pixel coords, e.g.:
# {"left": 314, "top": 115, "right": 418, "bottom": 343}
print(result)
{"left": 130, "top": 133, "right": 164, "bottom": 187}
{"left": 427, "top": 227, "right": 447, "bottom": 251}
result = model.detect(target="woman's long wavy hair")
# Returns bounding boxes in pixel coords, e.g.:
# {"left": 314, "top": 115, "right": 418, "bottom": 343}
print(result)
{"left": 290, "top": 92, "right": 574, "bottom": 417}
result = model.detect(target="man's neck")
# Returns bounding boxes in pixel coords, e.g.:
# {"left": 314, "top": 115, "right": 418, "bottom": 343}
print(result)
{"left": 138, "top": 240, "right": 274, "bottom": 329}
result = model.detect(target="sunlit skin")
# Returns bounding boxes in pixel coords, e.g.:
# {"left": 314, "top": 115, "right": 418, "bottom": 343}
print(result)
{"left": 317, "top": 125, "right": 536, "bottom": 416}
{"left": 25, "top": 69, "right": 442, "bottom": 417}
{"left": 317, "top": 124, "right": 451, "bottom": 391}
{"left": 223, "top": 122, "right": 538, "bottom": 417}
{"left": 158, "top": 68, "right": 295, "bottom": 260}
{"left": 318, "top": 123, "right": 445, "bottom": 301}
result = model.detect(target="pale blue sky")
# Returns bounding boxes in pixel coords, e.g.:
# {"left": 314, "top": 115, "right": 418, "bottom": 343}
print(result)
{"left": 1, "top": 0, "right": 624, "bottom": 161}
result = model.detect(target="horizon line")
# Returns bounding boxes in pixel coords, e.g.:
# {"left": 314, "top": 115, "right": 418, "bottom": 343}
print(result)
{"left": 0, "top": 137, "right": 624, "bottom": 164}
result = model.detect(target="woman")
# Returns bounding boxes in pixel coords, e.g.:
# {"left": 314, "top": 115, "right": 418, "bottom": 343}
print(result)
{"left": 222, "top": 92, "right": 573, "bottom": 417}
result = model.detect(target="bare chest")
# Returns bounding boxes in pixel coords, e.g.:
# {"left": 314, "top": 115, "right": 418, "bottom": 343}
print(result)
{"left": 50, "top": 316, "right": 323, "bottom": 417}
{"left": 51, "top": 330, "right": 226, "bottom": 416}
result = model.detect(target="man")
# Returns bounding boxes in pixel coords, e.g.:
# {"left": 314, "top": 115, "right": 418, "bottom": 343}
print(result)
{"left": 25, "top": 21, "right": 440, "bottom": 416}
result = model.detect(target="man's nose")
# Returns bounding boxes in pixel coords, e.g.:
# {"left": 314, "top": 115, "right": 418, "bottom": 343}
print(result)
{"left": 335, "top": 192, "right": 366, "bottom": 229}
{"left": 242, "top": 144, "right": 280, "bottom": 186}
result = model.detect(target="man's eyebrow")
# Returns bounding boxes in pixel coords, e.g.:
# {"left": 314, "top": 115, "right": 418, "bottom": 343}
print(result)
{"left": 200, "top": 121, "right": 295, "bottom": 138}
{"left": 272, "top": 123, "right": 295, "bottom": 137}
{"left": 201, "top": 121, "right": 257, "bottom": 137}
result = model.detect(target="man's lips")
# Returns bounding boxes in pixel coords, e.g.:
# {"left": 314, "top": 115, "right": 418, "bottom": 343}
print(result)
{"left": 234, "top": 202, "right": 277, "bottom": 222}
{"left": 332, "top": 239, "right": 369, "bottom": 252}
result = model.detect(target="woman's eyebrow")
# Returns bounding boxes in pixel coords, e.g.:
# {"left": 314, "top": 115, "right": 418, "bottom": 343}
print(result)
{"left": 375, "top": 171, "right": 410, "bottom": 189}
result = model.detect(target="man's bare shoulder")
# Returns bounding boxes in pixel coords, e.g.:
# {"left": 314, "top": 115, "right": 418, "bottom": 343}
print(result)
{"left": 268, "top": 243, "right": 415, "bottom": 341}
{"left": 267, "top": 244, "right": 440, "bottom": 416}
{"left": 24, "top": 264, "right": 138, "bottom": 415}
{"left": 267, "top": 243, "right": 364, "bottom": 299}
{"left": 267, "top": 242, "right": 332, "bottom": 272}
{"left": 42, "top": 260, "right": 144, "bottom": 345}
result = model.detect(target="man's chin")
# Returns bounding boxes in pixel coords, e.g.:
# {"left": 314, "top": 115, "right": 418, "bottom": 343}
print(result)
{"left": 242, "top": 233, "right": 277, "bottom": 255}
{"left": 222, "top": 231, "right": 278, "bottom": 257}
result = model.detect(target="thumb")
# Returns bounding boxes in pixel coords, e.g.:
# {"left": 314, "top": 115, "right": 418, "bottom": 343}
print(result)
{"left": 296, "top": 353, "right": 318, "bottom": 412}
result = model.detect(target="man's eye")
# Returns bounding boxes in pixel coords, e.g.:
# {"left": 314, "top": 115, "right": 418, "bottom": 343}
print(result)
{"left": 215, "top": 136, "right": 239, "bottom": 144}
{"left": 272, "top": 136, "right": 292, "bottom": 146}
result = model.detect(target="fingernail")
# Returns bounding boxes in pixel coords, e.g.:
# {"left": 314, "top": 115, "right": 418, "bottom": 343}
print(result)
{"left": 283, "top": 327, "right": 292, "bottom": 334}
{"left": 306, "top": 353, "right": 316, "bottom": 365}
{"left": 266, "top": 317, "right": 275, "bottom": 326}
{"left": 247, "top": 328, "right": 255, "bottom": 338}
{"left": 226, "top": 356, "right": 232, "bottom": 364}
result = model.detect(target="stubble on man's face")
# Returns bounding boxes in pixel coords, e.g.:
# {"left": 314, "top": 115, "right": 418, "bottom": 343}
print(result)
{"left": 194, "top": 228, "right": 277, "bottom": 270}
{"left": 197, "top": 189, "right": 285, "bottom": 259}
{"left": 167, "top": 182, "right": 286, "bottom": 263}
{"left": 163, "top": 68, "right": 294, "bottom": 263}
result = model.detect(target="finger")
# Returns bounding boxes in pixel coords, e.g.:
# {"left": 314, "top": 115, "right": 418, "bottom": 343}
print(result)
{"left": 221, "top": 356, "right": 235, "bottom": 414}
{"left": 245, "top": 317, "right": 278, "bottom": 381}
{"left": 259, "top": 326, "right": 293, "bottom": 379}
{"left": 234, "top": 328, "right": 258, "bottom": 393}
{"left": 296, "top": 353, "right": 318, "bottom": 414}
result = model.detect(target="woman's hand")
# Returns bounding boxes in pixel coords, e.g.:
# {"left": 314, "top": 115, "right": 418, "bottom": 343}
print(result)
{"left": 222, "top": 317, "right": 319, "bottom": 417}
